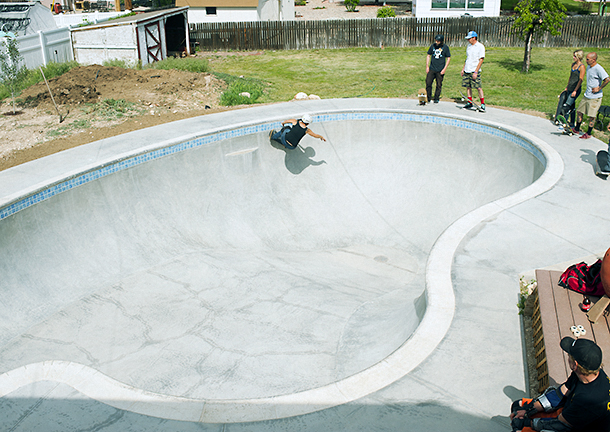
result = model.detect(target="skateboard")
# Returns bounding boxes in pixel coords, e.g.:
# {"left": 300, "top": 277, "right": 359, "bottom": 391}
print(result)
{"left": 595, "top": 150, "right": 610, "bottom": 176}
{"left": 458, "top": 89, "right": 484, "bottom": 112}
{"left": 556, "top": 115, "right": 574, "bottom": 136}
{"left": 417, "top": 88, "right": 427, "bottom": 106}
{"left": 587, "top": 295, "right": 610, "bottom": 323}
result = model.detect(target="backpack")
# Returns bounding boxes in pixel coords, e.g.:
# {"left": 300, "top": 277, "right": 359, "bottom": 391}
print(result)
{"left": 558, "top": 260, "right": 605, "bottom": 296}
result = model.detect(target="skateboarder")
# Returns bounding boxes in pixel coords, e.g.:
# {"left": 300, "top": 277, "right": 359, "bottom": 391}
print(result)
{"left": 269, "top": 115, "right": 326, "bottom": 149}
{"left": 425, "top": 34, "right": 451, "bottom": 104}
{"left": 461, "top": 31, "right": 486, "bottom": 112}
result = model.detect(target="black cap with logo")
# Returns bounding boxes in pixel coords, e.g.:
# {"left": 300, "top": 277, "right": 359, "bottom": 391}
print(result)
{"left": 561, "top": 337, "right": 603, "bottom": 370}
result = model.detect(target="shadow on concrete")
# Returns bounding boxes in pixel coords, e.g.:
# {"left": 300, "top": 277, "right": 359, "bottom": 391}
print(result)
{"left": 270, "top": 139, "right": 327, "bottom": 174}
{"left": 1, "top": 394, "right": 512, "bottom": 432}
{"left": 580, "top": 148, "right": 597, "bottom": 171}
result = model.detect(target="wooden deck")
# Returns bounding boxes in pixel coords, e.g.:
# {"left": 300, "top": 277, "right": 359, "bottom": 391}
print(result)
{"left": 532, "top": 269, "right": 610, "bottom": 392}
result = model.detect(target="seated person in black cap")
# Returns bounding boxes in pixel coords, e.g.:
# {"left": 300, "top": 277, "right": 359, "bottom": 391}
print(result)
{"left": 510, "top": 337, "right": 610, "bottom": 432}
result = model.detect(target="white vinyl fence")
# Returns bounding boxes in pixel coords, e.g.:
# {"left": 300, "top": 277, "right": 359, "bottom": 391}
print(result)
{"left": 10, "top": 27, "right": 73, "bottom": 70}
{"left": 53, "top": 10, "right": 127, "bottom": 28}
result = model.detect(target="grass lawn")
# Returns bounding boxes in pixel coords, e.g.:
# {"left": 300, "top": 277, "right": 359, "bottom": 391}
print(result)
{"left": 207, "top": 46, "right": 610, "bottom": 138}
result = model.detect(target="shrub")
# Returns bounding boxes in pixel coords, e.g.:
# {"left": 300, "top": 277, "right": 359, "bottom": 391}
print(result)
{"left": 344, "top": 0, "right": 359, "bottom": 12}
{"left": 103, "top": 58, "right": 134, "bottom": 69}
{"left": 377, "top": 6, "right": 396, "bottom": 17}
{"left": 219, "top": 76, "right": 265, "bottom": 106}
{"left": 147, "top": 57, "right": 209, "bottom": 73}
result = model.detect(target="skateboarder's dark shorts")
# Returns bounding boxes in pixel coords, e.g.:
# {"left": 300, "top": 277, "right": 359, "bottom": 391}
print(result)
{"left": 462, "top": 71, "right": 482, "bottom": 89}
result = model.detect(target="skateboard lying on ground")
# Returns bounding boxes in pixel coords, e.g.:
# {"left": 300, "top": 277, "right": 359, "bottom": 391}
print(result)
{"left": 556, "top": 115, "right": 574, "bottom": 136}
{"left": 587, "top": 295, "right": 610, "bottom": 323}
{"left": 596, "top": 149, "right": 610, "bottom": 176}
{"left": 459, "top": 90, "right": 484, "bottom": 112}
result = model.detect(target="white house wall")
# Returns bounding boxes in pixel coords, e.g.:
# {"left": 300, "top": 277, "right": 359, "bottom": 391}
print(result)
{"left": 259, "top": 0, "right": 295, "bottom": 21}
{"left": 187, "top": 0, "right": 294, "bottom": 22}
{"left": 188, "top": 7, "right": 258, "bottom": 22}
{"left": 413, "top": 0, "right": 500, "bottom": 17}
{"left": 71, "top": 24, "right": 139, "bottom": 66}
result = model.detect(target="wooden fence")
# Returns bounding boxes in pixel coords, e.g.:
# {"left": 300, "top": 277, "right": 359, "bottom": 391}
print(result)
{"left": 190, "top": 15, "right": 610, "bottom": 51}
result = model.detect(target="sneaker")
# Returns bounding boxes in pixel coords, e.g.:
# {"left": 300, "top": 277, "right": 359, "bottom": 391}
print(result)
{"left": 480, "top": 103, "right": 486, "bottom": 112}
{"left": 463, "top": 102, "right": 473, "bottom": 109}
{"left": 433, "top": 99, "right": 439, "bottom": 104}
{"left": 571, "top": 128, "right": 580, "bottom": 135}
{"left": 579, "top": 133, "right": 592, "bottom": 139}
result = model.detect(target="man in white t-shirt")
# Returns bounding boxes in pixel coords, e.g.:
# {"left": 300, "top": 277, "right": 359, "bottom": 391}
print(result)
{"left": 461, "top": 31, "right": 486, "bottom": 112}
{"left": 573, "top": 52, "right": 610, "bottom": 139}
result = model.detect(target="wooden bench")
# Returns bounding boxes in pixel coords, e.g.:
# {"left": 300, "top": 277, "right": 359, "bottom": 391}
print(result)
{"left": 531, "top": 269, "right": 610, "bottom": 392}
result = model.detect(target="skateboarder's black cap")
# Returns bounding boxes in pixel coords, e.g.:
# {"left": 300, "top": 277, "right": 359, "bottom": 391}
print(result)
{"left": 435, "top": 34, "right": 444, "bottom": 42}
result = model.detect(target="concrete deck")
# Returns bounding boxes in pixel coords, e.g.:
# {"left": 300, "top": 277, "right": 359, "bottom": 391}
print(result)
{"left": 0, "top": 98, "right": 609, "bottom": 431}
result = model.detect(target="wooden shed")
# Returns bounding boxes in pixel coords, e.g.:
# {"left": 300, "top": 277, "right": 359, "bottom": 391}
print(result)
{"left": 70, "top": 7, "right": 190, "bottom": 66}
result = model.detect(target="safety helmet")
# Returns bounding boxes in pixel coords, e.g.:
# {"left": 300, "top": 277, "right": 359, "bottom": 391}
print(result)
{"left": 301, "top": 114, "right": 312, "bottom": 124}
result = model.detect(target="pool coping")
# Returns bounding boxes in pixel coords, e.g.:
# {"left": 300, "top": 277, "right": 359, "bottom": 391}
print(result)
{"left": 0, "top": 99, "right": 564, "bottom": 423}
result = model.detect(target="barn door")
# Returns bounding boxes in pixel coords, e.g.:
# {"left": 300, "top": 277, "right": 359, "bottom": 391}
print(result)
{"left": 144, "top": 21, "right": 162, "bottom": 63}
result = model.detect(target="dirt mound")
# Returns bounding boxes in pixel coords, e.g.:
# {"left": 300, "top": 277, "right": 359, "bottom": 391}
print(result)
{"left": 20, "top": 65, "right": 222, "bottom": 109}
{"left": 1, "top": 63, "right": 228, "bottom": 168}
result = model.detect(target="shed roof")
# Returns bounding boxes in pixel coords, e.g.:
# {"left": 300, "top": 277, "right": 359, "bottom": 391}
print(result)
{"left": 71, "top": 6, "right": 188, "bottom": 31}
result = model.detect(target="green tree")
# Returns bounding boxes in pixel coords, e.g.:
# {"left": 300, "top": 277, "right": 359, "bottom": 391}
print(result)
{"left": 512, "top": 0, "right": 566, "bottom": 73}
{"left": 0, "top": 35, "right": 26, "bottom": 113}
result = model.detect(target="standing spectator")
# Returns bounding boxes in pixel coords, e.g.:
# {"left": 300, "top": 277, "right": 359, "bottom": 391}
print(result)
{"left": 425, "top": 34, "right": 451, "bottom": 104}
{"left": 461, "top": 31, "right": 486, "bottom": 112}
{"left": 573, "top": 52, "right": 610, "bottom": 139}
{"left": 555, "top": 50, "right": 585, "bottom": 128}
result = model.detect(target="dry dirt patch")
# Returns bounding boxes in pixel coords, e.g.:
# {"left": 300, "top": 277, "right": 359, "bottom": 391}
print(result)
{"left": 0, "top": 65, "right": 228, "bottom": 171}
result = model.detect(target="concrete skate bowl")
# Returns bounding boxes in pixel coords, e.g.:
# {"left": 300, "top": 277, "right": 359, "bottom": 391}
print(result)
{"left": 0, "top": 109, "right": 561, "bottom": 423}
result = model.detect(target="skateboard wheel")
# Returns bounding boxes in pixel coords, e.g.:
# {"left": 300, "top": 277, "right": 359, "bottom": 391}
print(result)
{"left": 571, "top": 326, "right": 578, "bottom": 332}
{"left": 577, "top": 325, "right": 585, "bottom": 331}
{"left": 573, "top": 330, "right": 581, "bottom": 337}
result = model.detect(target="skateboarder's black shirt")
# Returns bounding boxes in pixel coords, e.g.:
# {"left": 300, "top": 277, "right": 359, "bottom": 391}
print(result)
{"left": 285, "top": 122, "right": 307, "bottom": 147}
{"left": 427, "top": 44, "right": 451, "bottom": 73}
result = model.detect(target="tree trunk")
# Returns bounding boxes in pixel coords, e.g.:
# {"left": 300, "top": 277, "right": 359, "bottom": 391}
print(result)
{"left": 522, "top": 28, "right": 534, "bottom": 73}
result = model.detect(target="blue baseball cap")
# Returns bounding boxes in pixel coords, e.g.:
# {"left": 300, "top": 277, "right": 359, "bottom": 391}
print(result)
{"left": 466, "top": 31, "right": 478, "bottom": 39}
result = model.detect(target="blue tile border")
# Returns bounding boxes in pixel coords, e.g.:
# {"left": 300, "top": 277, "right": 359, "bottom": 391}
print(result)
{"left": 0, "top": 112, "right": 545, "bottom": 221}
